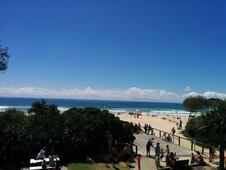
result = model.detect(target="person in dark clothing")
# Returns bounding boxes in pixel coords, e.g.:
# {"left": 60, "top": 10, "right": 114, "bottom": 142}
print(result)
{"left": 155, "top": 142, "right": 161, "bottom": 169}
{"left": 146, "top": 138, "right": 154, "bottom": 157}
{"left": 209, "top": 145, "right": 215, "bottom": 162}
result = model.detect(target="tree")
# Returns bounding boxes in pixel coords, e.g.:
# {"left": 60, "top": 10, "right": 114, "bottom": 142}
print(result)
{"left": 200, "top": 100, "right": 226, "bottom": 170}
{"left": 28, "top": 100, "right": 64, "bottom": 155}
{"left": 184, "top": 98, "right": 226, "bottom": 170}
{"left": 0, "top": 101, "right": 135, "bottom": 168}
{"left": 183, "top": 96, "right": 207, "bottom": 118}
{"left": 0, "top": 109, "right": 30, "bottom": 168}
{"left": 0, "top": 46, "right": 10, "bottom": 71}
{"left": 62, "top": 107, "right": 135, "bottom": 162}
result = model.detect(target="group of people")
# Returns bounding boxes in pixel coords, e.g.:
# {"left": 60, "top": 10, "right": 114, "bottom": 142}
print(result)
{"left": 132, "top": 122, "right": 141, "bottom": 134}
{"left": 146, "top": 138, "right": 178, "bottom": 169}
{"left": 144, "top": 124, "right": 153, "bottom": 135}
{"left": 155, "top": 142, "right": 178, "bottom": 169}
{"left": 190, "top": 151, "right": 206, "bottom": 166}
{"left": 122, "top": 143, "right": 135, "bottom": 168}
{"left": 161, "top": 132, "right": 173, "bottom": 143}
{"left": 36, "top": 149, "right": 59, "bottom": 170}
{"left": 176, "top": 119, "right": 183, "bottom": 130}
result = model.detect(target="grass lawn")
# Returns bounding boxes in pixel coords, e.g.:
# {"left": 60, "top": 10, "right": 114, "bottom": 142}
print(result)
{"left": 67, "top": 162, "right": 131, "bottom": 170}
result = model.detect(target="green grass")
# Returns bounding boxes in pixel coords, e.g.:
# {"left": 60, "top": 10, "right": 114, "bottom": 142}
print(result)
{"left": 67, "top": 162, "right": 131, "bottom": 170}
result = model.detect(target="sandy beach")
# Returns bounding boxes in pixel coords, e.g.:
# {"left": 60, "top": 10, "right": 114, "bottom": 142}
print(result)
{"left": 116, "top": 113, "right": 211, "bottom": 156}
{"left": 117, "top": 113, "right": 188, "bottom": 137}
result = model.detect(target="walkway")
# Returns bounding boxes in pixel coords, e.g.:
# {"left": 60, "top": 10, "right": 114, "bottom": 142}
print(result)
{"left": 134, "top": 133, "right": 195, "bottom": 157}
{"left": 132, "top": 156, "right": 157, "bottom": 170}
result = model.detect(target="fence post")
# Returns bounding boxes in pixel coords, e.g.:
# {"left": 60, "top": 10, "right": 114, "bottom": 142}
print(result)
{"left": 202, "top": 145, "right": 204, "bottom": 154}
{"left": 159, "top": 130, "right": 161, "bottom": 138}
{"left": 191, "top": 141, "right": 194, "bottom": 150}
{"left": 178, "top": 137, "right": 180, "bottom": 146}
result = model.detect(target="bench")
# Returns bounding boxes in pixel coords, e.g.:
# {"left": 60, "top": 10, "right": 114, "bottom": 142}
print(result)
{"left": 174, "top": 159, "right": 189, "bottom": 170}
{"left": 29, "top": 166, "right": 53, "bottom": 170}
{"left": 30, "top": 157, "right": 60, "bottom": 164}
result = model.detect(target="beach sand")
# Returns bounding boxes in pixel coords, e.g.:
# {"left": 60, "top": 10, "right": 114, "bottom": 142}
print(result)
{"left": 117, "top": 114, "right": 188, "bottom": 137}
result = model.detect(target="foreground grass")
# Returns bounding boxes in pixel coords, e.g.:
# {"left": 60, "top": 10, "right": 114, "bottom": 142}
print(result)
{"left": 67, "top": 162, "right": 131, "bottom": 170}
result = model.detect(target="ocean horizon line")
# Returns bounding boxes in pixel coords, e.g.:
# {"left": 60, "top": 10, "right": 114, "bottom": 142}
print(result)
{"left": 0, "top": 96, "right": 182, "bottom": 104}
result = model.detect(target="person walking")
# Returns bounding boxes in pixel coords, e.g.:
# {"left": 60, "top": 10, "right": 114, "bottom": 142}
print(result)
{"left": 155, "top": 142, "right": 161, "bottom": 169}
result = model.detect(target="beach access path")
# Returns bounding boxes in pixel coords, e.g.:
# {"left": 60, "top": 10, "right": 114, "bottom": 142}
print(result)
{"left": 130, "top": 132, "right": 193, "bottom": 170}
{"left": 134, "top": 133, "right": 195, "bottom": 157}
{"left": 132, "top": 156, "right": 157, "bottom": 170}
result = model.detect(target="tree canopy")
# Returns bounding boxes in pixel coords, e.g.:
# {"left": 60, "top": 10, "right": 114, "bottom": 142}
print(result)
{"left": 183, "top": 97, "right": 226, "bottom": 169}
{"left": 183, "top": 96, "right": 207, "bottom": 113}
{"left": 0, "top": 101, "right": 135, "bottom": 169}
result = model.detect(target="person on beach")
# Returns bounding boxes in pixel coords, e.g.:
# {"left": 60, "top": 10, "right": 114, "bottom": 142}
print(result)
{"left": 165, "top": 145, "right": 170, "bottom": 166}
{"left": 171, "top": 127, "right": 175, "bottom": 136}
{"left": 162, "top": 132, "right": 167, "bottom": 141}
{"left": 148, "top": 124, "right": 152, "bottom": 135}
{"left": 144, "top": 124, "right": 147, "bottom": 134}
{"left": 49, "top": 154, "right": 56, "bottom": 168}
{"left": 123, "top": 143, "right": 133, "bottom": 168}
{"left": 155, "top": 142, "right": 161, "bottom": 169}
{"left": 146, "top": 138, "right": 154, "bottom": 157}
{"left": 209, "top": 144, "right": 215, "bottom": 162}
{"left": 168, "top": 152, "right": 176, "bottom": 168}
{"left": 179, "top": 119, "right": 182, "bottom": 129}
{"left": 160, "top": 149, "right": 164, "bottom": 160}
{"left": 190, "top": 153, "right": 195, "bottom": 164}
{"left": 135, "top": 154, "right": 141, "bottom": 170}
{"left": 166, "top": 134, "right": 172, "bottom": 143}
{"left": 196, "top": 151, "right": 206, "bottom": 166}
{"left": 36, "top": 149, "right": 45, "bottom": 160}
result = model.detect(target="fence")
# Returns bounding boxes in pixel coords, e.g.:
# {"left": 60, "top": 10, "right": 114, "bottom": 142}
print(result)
{"left": 150, "top": 127, "right": 215, "bottom": 156}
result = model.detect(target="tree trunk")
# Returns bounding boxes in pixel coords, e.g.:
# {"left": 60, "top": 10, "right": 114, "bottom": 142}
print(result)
{"left": 219, "top": 144, "right": 225, "bottom": 170}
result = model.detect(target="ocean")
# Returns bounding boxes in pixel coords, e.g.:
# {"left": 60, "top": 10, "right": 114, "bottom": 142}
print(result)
{"left": 0, "top": 97, "right": 188, "bottom": 115}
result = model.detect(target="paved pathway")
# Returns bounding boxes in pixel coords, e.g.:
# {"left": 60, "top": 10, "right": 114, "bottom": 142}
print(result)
{"left": 134, "top": 133, "right": 195, "bottom": 157}
{"left": 132, "top": 156, "right": 157, "bottom": 170}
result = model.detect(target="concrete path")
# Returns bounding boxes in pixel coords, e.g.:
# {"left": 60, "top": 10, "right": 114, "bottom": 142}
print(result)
{"left": 132, "top": 156, "right": 157, "bottom": 170}
{"left": 134, "top": 133, "right": 195, "bottom": 157}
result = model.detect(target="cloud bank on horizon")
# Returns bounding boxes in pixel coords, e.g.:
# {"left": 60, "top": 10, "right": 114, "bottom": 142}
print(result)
{"left": 0, "top": 86, "right": 226, "bottom": 102}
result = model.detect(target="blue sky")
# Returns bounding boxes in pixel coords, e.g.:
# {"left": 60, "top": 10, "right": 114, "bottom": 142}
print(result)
{"left": 0, "top": 0, "right": 226, "bottom": 102}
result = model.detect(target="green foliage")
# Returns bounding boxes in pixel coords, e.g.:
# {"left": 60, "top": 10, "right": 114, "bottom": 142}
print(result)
{"left": 68, "top": 162, "right": 130, "bottom": 170}
{"left": 62, "top": 107, "right": 135, "bottom": 162}
{"left": 184, "top": 98, "right": 226, "bottom": 144}
{"left": 0, "top": 101, "right": 135, "bottom": 169}
{"left": 183, "top": 117, "right": 204, "bottom": 140}
{"left": 183, "top": 96, "right": 207, "bottom": 113}
{"left": 28, "top": 100, "right": 64, "bottom": 155}
{"left": 0, "top": 46, "right": 10, "bottom": 71}
{"left": 184, "top": 98, "right": 226, "bottom": 169}
{"left": 0, "top": 109, "right": 30, "bottom": 168}
{"left": 200, "top": 101, "right": 226, "bottom": 144}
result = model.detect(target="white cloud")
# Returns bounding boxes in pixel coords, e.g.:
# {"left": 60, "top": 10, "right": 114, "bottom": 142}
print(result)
{"left": 1, "top": 86, "right": 226, "bottom": 102}
{"left": 183, "top": 91, "right": 226, "bottom": 100}
{"left": 0, "top": 86, "right": 181, "bottom": 102}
